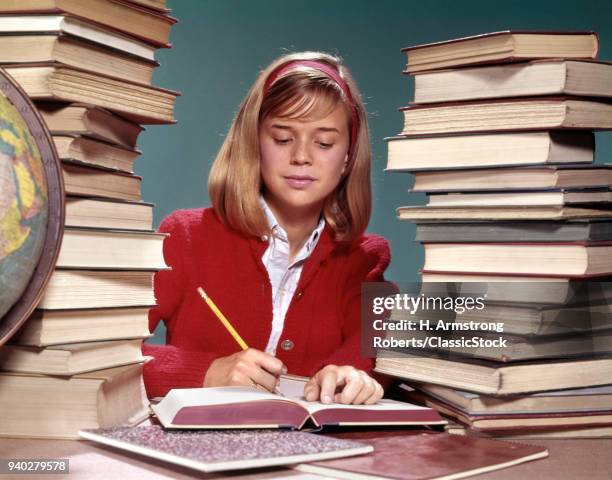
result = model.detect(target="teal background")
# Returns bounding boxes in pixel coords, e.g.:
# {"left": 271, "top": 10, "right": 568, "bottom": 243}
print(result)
{"left": 137, "top": 0, "right": 612, "bottom": 286}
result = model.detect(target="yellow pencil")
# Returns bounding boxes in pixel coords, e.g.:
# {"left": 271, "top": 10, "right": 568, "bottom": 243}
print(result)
{"left": 197, "top": 286, "right": 285, "bottom": 396}
{"left": 197, "top": 287, "right": 249, "bottom": 350}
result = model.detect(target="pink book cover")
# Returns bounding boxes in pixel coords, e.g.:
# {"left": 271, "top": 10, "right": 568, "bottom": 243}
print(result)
{"left": 298, "top": 430, "right": 548, "bottom": 480}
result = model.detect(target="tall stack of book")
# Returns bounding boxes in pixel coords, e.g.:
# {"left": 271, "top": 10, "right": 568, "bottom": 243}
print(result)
{"left": 0, "top": 0, "right": 179, "bottom": 438}
{"left": 376, "top": 31, "right": 612, "bottom": 438}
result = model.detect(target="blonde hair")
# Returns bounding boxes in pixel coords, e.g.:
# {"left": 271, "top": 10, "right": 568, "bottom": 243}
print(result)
{"left": 208, "top": 51, "right": 372, "bottom": 241}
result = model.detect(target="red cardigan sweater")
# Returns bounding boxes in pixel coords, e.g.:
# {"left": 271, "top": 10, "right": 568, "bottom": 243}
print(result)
{"left": 143, "top": 207, "right": 391, "bottom": 398}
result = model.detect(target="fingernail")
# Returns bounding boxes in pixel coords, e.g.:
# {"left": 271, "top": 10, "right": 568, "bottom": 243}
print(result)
{"left": 281, "top": 365, "right": 288, "bottom": 375}
{"left": 322, "top": 394, "right": 332, "bottom": 404}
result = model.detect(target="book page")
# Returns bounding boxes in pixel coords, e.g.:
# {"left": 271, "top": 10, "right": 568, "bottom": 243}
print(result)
{"left": 299, "top": 397, "right": 434, "bottom": 415}
{"left": 279, "top": 374, "right": 309, "bottom": 398}
{"left": 280, "top": 375, "right": 434, "bottom": 414}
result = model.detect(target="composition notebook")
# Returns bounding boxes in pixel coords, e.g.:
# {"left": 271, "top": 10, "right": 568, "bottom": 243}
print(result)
{"left": 79, "top": 425, "right": 372, "bottom": 473}
{"left": 151, "top": 385, "right": 445, "bottom": 429}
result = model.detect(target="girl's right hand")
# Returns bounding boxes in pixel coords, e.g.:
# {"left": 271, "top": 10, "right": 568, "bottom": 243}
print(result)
{"left": 203, "top": 348, "right": 286, "bottom": 392}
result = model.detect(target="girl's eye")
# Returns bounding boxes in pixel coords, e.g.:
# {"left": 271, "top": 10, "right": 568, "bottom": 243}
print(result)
{"left": 317, "top": 141, "right": 333, "bottom": 149}
{"left": 274, "top": 138, "right": 292, "bottom": 145}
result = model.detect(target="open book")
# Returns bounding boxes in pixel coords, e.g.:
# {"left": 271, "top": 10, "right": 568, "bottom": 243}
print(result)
{"left": 152, "top": 377, "right": 445, "bottom": 430}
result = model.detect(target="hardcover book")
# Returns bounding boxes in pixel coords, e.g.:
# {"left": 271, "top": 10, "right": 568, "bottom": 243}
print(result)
{"left": 414, "top": 220, "right": 612, "bottom": 243}
{"left": 0, "top": 0, "right": 176, "bottom": 47}
{"left": 426, "top": 189, "right": 612, "bottom": 207}
{"left": 420, "top": 273, "right": 612, "bottom": 305}
{"left": 62, "top": 162, "right": 142, "bottom": 201}
{"left": 421, "top": 242, "right": 612, "bottom": 277}
{"left": 402, "top": 30, "right": 598, "bottom": 73}
{"left": 375, "top": 352, "right": 612, "bottom": 395}
{"left": 399, "top": 329, "right": 612, "bottom": 362}
{"left": 127, "top": 0, "right": 168, "bottom": 13}
{"left": 0, "top": 339, "right": 146, "bottom": 375}
{"left": 65, "top": 197, "right": 153, "bottom": 231}
{"left": 151, "top": 386, "right": 446, "bottom": 430}
{"left": 39, "top": 102, "right": 144, "bottom": 148}
{"left": 56, "top": 227, "right": 166, "bottom": 270}
{"left": 386, "top": 131, "right": 593, "bottom": 171}
{"left": 410, "top": 164, "right": 612, "bottom": 192}
{"left": 11, "top": 306, "right": 151, "bottom": 346}
{"left": 296, "top": 430, "right": 548, "bottom": 480}
{"left": 444, "top": 419, "right": 612, "bottom": 439}
{"left": 397, "top": 205, "right": 612, "bottom": 222}
{"left": 0, "top": 363, "right": 149, "bottom": 439}
{"left": 401, "top": 97, "right": 612, "bottom": 136}
{"left": 5, "top": 63, "right": 178, "bottom": 124}
{"left": 38, "top": 269, "right": 156, "bottom": 309}
{"left": 411, "top": 391, "right": 612, "bottom": 433}
{"left": 0, "top": 15, "right": 157, "bottom": 60}
{"left": 0, "top": 33, "right": 157, "bottom": 84}
{"left": 409, "top": 383, "right": 612, "bottom": 416}
{"left": 53, "top": 134, "right": 140, "bottom": 173}
{"left": 436, "top": 302, "right": 612, "bottom": 337}
{"left": 412, "top": 60, "right": 612, "bottom": 103}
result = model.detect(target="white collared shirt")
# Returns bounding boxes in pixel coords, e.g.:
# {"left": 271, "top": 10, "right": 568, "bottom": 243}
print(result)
{"left": 260, "top": 199, "right": 325, "bottom": 355}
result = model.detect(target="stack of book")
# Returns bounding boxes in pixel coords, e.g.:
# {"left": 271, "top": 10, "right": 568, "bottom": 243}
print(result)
{"left": 376, "top": 31, "right": 612, "bottom": 438}
{"left": 0, "top": 0, "right": 179, "bottom": 438}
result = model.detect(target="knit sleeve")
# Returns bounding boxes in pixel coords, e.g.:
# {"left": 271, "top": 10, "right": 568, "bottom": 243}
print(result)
{"left": 314, "top": 234, "right": 395, "bottom": 373}
{"left": 148, "top": 213, "right": 187, "bottom": 333}
{"left": 142, "top": 211, "right": 219, "bottom": 398}
{"left": 142, "top": 344, "right": 219, "bottom": 398}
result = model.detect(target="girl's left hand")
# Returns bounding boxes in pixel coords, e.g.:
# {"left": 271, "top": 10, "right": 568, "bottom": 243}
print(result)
{"left": 303, "top": 365, "right": 383, "bottom": 405}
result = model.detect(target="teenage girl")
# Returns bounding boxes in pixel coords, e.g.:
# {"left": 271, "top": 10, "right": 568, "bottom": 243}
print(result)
{"left": 143, "top": 51, "right": 391, "bottom": 405}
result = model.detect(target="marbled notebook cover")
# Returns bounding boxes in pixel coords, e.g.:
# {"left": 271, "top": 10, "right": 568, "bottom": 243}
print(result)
{"left": 79, "top": 425, "right": 372, "bottom": 472}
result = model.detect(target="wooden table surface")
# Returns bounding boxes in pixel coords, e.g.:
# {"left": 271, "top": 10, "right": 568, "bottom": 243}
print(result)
{"left": 0, "top": 436, "right": 610, "bottom": 480}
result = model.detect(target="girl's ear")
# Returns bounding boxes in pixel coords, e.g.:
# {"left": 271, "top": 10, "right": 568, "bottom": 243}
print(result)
{"left": 341, "top": 153, "right": 349, "bottom": 175}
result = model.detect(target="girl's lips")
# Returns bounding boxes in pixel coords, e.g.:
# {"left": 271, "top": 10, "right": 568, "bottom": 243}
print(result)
{"left": 284, "top": 176, "right": 315, "bottom": 189}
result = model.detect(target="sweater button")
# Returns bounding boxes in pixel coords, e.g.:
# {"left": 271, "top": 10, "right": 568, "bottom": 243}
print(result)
{"left": 296, "top": 291, "right": 303, "bottom": 299}
{"left": 261, "top": 235, "right": 269, "bottom": 242}
{"left": 281, "top": 339, "right": 294, "bottom": 351}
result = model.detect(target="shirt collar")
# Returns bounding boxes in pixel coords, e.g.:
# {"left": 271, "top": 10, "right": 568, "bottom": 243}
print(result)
{"left": 259, "top": 196, "right": 325, "bottom": 253}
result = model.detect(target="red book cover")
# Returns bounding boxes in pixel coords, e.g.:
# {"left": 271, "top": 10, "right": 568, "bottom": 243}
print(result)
{"left": 298, "top": 430, "right": 548, "bottom": 480}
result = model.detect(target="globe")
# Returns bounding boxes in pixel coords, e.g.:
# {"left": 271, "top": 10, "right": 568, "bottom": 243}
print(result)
{"left": 0, "top": 88, "right": 48, "bottom": 320}
{"left": 0, "top": 69, "right": 63, "bottom": 345}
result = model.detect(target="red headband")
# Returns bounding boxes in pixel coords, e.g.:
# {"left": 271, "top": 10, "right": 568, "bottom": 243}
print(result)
{"left": 263, "top": 60, "right": 359, "bottom": 154}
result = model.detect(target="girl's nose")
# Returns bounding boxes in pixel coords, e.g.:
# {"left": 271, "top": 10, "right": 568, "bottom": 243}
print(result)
{"left": 291, "top": 140, "right": 312, "bottom": 165}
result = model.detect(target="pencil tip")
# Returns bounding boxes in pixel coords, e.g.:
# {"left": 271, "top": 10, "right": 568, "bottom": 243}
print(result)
{"left": 197, "top": 287, "right": 207, "bottom": 299}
